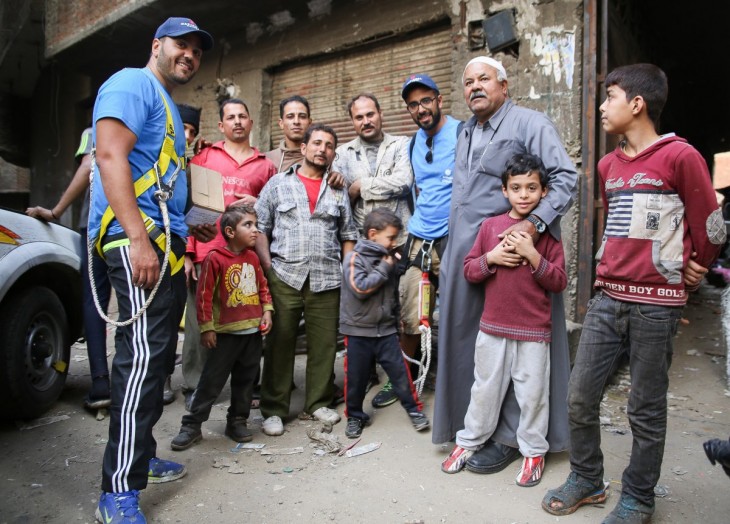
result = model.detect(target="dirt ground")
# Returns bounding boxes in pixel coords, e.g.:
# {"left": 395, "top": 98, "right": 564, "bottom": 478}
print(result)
{"left": 1, "top": 283, "right": 729, "bottom": 524}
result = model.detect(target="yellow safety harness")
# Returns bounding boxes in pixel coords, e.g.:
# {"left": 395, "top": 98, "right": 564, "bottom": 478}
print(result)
{"left": 88, "top": 90, "right": 186, "bottom": 327}
{"left": 95, "top": 92, "right": 185, "bottom": 275}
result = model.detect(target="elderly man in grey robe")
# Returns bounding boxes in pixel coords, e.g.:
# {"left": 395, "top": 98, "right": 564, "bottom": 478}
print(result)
{"left": 433, "top": 56, "right": 578, "bottom": 474}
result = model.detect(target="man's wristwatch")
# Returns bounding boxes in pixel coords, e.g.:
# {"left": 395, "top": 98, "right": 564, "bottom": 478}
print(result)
{"left": 526, "top": 214, "right": 547, "bottom": 234}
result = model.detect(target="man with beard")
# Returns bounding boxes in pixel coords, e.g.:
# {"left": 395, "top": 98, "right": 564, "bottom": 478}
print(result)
{"left": 255, "top": 123, "right": 358, "bottom": 436}
{"left": 181, "top": 99, "right": 276, "bottom": 409}
{"left": 333, "top": 93, "right": 413, "bottom": 246}
{"left": 88, "top": 17, "right": 215, "bottom": 522}
{"left": 432, "top": 56, "right": 578, "bottom": 475}
{"left": 377, "top": 74, "right": 463, "bottom": 408}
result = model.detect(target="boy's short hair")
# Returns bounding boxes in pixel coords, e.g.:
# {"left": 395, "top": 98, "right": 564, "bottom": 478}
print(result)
{"left": 501, "top": 153, "right": 548, "bottom": 187}
{"left": 303, "top": 123, "right": 338, "bottom": 148}
{"left": 605, "top": 63, "right": 668, "bottom": 129}
{"left": 363, "top": 207, "right": 403, "bottom": 234}
{"left": 220, "top": 203, "right": 256, "bottom": 237}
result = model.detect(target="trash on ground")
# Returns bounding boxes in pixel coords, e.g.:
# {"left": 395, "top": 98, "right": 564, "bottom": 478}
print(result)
{"left": 260, "top": 447, "right": 304, "bottom": 456}
{"left": 231, "top": 442, "right": 265, "bottom": 453}
{"left": 654, "top": 484, "right": 670, "bottom": 497}
{"left": 307, "top": 428, "right": 341, "bottom": 453}
{"left": 346, "top": 442, "right": 381, "bottom": 457}
{"left": 17, "top": 415, "right": 70, "bottom": 430}
{"left": 671, "top": 466, "right": 687, "bottom": 475}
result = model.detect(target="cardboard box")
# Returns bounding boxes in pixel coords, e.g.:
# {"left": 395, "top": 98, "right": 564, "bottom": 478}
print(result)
{"left": 185, "top": 164, "right": 224, "bottom": 226}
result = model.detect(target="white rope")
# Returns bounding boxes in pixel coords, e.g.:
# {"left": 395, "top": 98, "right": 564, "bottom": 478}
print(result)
{"left": 402, "top": 324, "right": 432, "bottom": 398}
{"left": 87, "top": 150, "right": 172, "bottom": 327}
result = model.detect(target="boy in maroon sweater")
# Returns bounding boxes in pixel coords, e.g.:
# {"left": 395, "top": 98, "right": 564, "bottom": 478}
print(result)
{"left": 441, "top": 153, "right": 566, "bottom": 488}
{"left": 542, "top": 64, "right": 725, "bottom": 523}
{"left": 171, "top": 204, "right": 273, "bottom": 450}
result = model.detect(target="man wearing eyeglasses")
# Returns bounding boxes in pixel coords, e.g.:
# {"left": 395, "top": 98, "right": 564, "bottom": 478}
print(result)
{"left": 432, "top": 56, "right": 578, "bottom": 476}
{"left": 380, "top": 74, "right": 463, "bottom": 409}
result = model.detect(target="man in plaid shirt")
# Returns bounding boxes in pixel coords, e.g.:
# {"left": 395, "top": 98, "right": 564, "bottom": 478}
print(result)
{"left": 255, "top": 123, "right": 358, "bottom": 436}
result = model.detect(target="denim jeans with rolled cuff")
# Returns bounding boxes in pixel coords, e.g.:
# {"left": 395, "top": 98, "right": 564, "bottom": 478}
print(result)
{"left": 567, "top": 291, "right": 682, "bottom": 507}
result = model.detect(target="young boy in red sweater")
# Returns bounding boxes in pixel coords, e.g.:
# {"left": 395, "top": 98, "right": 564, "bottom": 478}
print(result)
{"left": 542, "top": 64, "right": 725, "bottom": 523}
{"left": 171, "top": 204, "right": 273, "bottom": 450}
{"left": 441, "top": 153, "right": 566, "bottom": 487}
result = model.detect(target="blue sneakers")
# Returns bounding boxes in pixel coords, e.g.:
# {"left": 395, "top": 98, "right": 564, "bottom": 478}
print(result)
{"left": 147, "top": 457, "right": 187, "bottom": 484}
{"left": 95, "top": 490, "right": 145, "bottom": 523}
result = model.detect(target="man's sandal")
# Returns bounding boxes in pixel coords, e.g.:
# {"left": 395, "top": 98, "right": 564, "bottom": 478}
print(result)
{"left": 541, "top": 472, "right": 609, "bottom": 516}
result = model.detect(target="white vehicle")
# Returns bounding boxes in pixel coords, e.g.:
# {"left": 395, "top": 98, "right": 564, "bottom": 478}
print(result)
{"left": 0, "top": 207, "right": 83, "bottom": 418}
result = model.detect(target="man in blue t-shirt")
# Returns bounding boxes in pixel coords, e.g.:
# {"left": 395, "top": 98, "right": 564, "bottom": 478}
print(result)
{"left": 89, "top": 17, "right": 214, "bottom": 523}
{"left": 371, "top": 73, "right": 460, "bottom": 408}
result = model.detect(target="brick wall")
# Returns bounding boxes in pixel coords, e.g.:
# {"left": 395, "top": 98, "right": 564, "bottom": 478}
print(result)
{"left": 45, "top": 0, "right": 153, "bottom": 57}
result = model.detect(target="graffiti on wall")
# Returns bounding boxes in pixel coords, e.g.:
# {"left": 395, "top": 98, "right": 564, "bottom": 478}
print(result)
{"left": 526, "top": 26, "right": 576, "bottom": 89}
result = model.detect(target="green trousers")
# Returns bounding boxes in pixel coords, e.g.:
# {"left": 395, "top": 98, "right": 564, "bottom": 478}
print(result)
{"left": 260, "top": 270, "right": 340, "bottom": 419}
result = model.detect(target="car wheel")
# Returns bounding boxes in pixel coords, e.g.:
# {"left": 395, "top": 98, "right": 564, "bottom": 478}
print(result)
{"left": 0, "top": 286, "right": 70, "bottom": 419}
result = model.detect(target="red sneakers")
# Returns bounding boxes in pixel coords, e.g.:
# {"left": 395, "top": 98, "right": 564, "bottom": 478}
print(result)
{"left": 441, "top": 445, "right": 475, "bottom": 474}
{"left": 516, "top": 455, "right": 545, "bottom": 487}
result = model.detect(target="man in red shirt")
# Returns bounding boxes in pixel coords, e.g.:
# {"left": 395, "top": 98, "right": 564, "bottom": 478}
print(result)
{"left": 181, "top": 98, "right": 276, "bottom": 408}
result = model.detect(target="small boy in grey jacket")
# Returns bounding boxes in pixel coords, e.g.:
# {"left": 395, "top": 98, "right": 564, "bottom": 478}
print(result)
{"left": 340, "top": 207, "right": 430, "bottom": 438}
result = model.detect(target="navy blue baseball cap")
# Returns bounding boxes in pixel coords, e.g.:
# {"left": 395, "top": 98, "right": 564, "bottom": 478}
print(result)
{"left": 401, "top": 73, "right": 440, "bottom": 99}
{"left": 154, "top": 17, "right": 214, "bottom": 51}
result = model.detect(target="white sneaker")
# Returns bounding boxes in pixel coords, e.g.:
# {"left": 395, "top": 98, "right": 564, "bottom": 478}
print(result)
{"left": 262, "top": 416, "right": 284, "bottom": 436}
{"left": 312, "top": 406, "right": 341, "bottom": 425}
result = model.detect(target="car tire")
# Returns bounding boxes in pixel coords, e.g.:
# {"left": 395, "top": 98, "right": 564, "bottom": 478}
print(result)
{"left": 0, "top": 286, "right": 70, "bottom": 419}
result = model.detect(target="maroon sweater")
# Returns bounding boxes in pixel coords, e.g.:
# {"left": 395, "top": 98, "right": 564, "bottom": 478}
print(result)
{"left": 464, "top": 213, "right": 567, "bottom": 342}
{"left": 595, "top": 135, "right": 724, "bottom": 306}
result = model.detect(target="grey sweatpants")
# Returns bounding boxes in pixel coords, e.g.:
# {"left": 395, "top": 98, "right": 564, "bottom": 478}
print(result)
{"left": 456, "top": 331, "right": 550, "bottom": 457}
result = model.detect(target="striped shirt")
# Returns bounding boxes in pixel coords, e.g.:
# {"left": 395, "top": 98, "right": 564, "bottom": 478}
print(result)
{"left": 255, "top": 165, "right": 358, "bottom": 292}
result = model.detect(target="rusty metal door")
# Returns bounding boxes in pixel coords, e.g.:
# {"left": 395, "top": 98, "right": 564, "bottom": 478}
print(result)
{"left": 269, "top": 24, "right": 453, "bottom": 148}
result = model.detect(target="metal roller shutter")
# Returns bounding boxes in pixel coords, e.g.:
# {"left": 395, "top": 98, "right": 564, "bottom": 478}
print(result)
{"left": 270, "top": 25, "right": 453, "bottom": 148}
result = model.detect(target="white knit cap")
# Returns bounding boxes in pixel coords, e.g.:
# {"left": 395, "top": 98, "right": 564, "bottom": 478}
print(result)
{"left": 463, "top": 56, "right": 507, "bottom": 81}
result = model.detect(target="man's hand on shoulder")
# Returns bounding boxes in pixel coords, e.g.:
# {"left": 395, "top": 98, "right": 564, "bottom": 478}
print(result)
{"left": 328, "top": 170, "right": 345, "bottom": 189}
{"left": 193, "top": 137, "right": 212, "bottom": 156}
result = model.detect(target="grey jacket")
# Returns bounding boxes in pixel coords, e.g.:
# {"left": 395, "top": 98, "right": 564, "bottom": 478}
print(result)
{"left": 339, "top": 239, "right": 399, "bottom": 337}
{"left": 333, "top": 133, "right": 413, "bottom": 245}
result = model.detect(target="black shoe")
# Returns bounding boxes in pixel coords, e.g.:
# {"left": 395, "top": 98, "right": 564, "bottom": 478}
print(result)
{"left": 408, "top": 411, "right": 430, "bottom": 431}
{"left": 465, "top": 441, "right": 521, "bottom": 474}
{"left": 171, "top": 426, "right": 202, "bottom": 451}
{"left": 163, "top": 375, "right": 176, "bottom": 405}
{"left": 345, "top": 417, "right": 370, "bottom": 439}
{"left": 371, "top": 381, "right": 398, "bottom": 408}
{"left": 225, "top": 418, "right": 253, "bottom": 443}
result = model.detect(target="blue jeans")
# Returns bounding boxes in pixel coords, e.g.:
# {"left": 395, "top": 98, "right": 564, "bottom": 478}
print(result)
{"left": 568, "top": 291, "right": 682, "bottom": 506}
{"left": 81, "top": 228, "right": 111, "bottom": 380}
